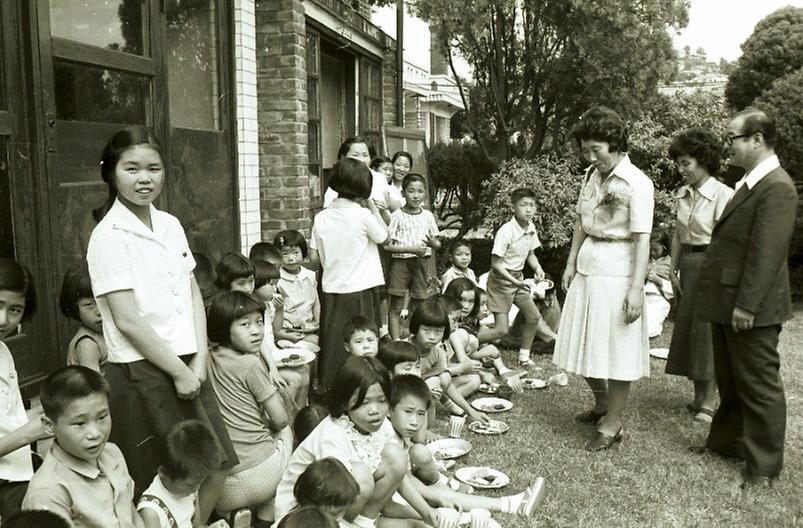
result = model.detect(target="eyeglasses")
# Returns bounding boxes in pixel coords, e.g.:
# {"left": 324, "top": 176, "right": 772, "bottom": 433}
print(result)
{"left": 723, "top": 133, "right": 752, "bottom": 146}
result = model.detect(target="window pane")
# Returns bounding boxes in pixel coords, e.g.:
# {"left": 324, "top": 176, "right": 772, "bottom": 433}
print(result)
{"left": 306, "top": 33, "right": 319, "bottom": 75}
{"left": 308, "top": 79, "right": 318, "bottom": 118}
{"left": 54, "top": 62, "right": 150, "bottom": 124}
{"left": 308, "top": 121, "right": 320, "bottom": 164}
{"left": 49, "top": 0, "right": 145, "bottom": 55}
{"left": 166, "top": 0, "right": 220, "bottom": 130}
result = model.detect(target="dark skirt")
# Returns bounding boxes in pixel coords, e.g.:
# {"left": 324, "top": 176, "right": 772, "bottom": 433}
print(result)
{"left": 319, "top": 288, "right": 381, "bottom": 390}
{"left": 666, "top": 251, "right": 715, "bottom": 380}
{"left": 106, "top": 355, "right": 239, "bottom": 494}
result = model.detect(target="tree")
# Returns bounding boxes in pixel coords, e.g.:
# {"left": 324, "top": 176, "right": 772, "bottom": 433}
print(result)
{"left": 725, "top": 6, "right": 803, "bottom": 110}
{"left": 412, "top": 0, "right": 688, "bottom": 165}
{"left": 754, "top": 69, "right": 803, "bottom": 184}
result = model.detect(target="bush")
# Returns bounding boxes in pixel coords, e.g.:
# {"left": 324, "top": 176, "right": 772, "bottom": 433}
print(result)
{"left": 755, "top": 69, "right": 803, "bottom": 184}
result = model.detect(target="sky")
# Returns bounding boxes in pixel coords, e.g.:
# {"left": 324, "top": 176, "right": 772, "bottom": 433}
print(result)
{"left": 672, "top": 0, "right": 802, "bottom": 62}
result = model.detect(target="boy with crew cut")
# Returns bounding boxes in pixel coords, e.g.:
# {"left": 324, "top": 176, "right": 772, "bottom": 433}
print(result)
{"left": 22, "top": 366, "right": 140, "bottom": 528}
{"left": 485, "top": 188, "right": 552, "bottom": 367}
{"left": 342, "top": 316, "right": 380, "bottom": 358}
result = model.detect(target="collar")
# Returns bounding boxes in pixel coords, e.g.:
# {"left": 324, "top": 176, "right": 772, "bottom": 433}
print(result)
{"left": 104, "top": 198, "right": 164, "bottom": 240}
{"left": 50, "top": 440, "right": 116, "bottom": 480}
{"left": 279, "top": 266, "right": 312, "bottom": 282}
{"left": 605, "top": 154, "right": 638, "bottom": 186}
{"left": 506, "top": 216, "right": 536, "bottom": 237}
{"left": 330, "top": 198, "right": 361, "bottom": 209}
{"left": 736, "top": 155, "right": 780, "bottom": 190}
{"left": 676, "top": 176, "right": 719, "bottom": 201}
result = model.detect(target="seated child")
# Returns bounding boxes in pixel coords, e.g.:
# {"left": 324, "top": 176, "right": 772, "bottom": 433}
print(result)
{"left": 385, "top": 174, "right": 441, "bottom": 340}
{"left": 206, "top": 291, "right": 292, "bottom": 526}
{"left": 138, "top": 420, "right": 222, "bottom": 528}
{"left": 387, "top": 376, "right": 545, "bottom": 520}
{"left": 432, "top": 294, "right": 487, "bottom": 395}
{"left": 440, "top": 239, "right": 476, "bottom": 292}
{"left": 408, "top": 300, "right": 489, "bottom": 426}
{"left": 274, "top": 230, "right": 320, "bottom": 346}
{"left": 59, "top": 264, "right": 107, "bottom": 373}
{"left": 191, "top": 252, "right": 218, "bottom": 308}
{"left": 292, "top": 403, "right": 329, "bottom": 447}
{"left": 1, "top": 510, "right": 70, "bottom": 528}
{"left": 343, "top": 316, "right": 380, "bottom": 359}
{"left": 0, "top": 259, "right": 49, "bottom": 520}
{"left": 249, "top": 242, "right": 283, "bottom": 267}
{"left": 378, "top": 340, "right": 421, "bottom": 379}
{"left": 484, "top": 188, "right": 553, "bottom": 367}
{"left": 291, "top": 458, "right": 359, "bottom": 527}
{"left": 22, "top": 366, "right": 139, "bottom": 527}
{"left": 276, "top": 505, "right": 339, "bottom": 528}
{"left": 645, "top": 233, "right": 673, "bottom": 338}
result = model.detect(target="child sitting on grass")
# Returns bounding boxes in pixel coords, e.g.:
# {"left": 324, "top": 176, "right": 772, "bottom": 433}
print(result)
{"left": 433, "top": 294, "right": 489, "bottom": 393}
{"left": 138, "top": 420, "right": 222, "bottom": 528}
{"left": 59, "top": 264, "right": 107, "bottom": 373}
{"left": 276, "top": 505, "right": 339, "bottom": 528}
{"left": 440, "top": 239, "right": 476, "bottom": 292}
{"left": 274, "top": 230, "right": 320, "bottom": 346}
{"left": 343, "top": 316, "right": 380, "bottom": 359}
{"left": 291, "top": 458, "right": 360, "bottom": 527}
{"left": 378, "top": 340, "right": 421, "bottom": 378}
{"left": 22, "top": 366, "right": 140, "bottom": 527}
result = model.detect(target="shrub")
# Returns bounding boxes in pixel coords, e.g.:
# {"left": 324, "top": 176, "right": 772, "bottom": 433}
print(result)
{"left": 754, "top": 69, "right": 803, "bottom": 184}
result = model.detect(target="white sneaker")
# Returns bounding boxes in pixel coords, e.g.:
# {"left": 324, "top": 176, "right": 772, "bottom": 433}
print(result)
{"left": 518, "top": 476, "right": 546, "bottom": 517}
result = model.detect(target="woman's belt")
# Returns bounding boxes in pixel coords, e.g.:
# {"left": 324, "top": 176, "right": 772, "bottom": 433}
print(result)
{"left": 586, "top": 234, "right": 629, "bottom": 242}
{"left": 682, "top": 244, "right": 708, "bottom": 253}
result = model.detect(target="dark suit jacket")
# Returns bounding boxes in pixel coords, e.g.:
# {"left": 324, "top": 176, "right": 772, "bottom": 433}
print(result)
{"left": 697, "top": 166, "right": 798, "bottom": 326}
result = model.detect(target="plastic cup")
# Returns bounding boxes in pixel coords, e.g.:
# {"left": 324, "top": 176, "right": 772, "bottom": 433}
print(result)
{"left": 496, "top": 384, "right": 514, "bottom": 401}
{"left": 437, "top": 508, "right": 461, "bottom": 528}
{"left": 470, "top": 508, "right": 492, "bottom": 528}
{"left": 449, "top": 415, "right": 466, "bottom": 438}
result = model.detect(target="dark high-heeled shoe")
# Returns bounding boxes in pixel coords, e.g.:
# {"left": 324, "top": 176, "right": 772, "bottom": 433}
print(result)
{"left": 585, "top": 427, "right": 623, "bottom": 451}
{"left": 575, "top": 409, "right": 606, "bottom": 424}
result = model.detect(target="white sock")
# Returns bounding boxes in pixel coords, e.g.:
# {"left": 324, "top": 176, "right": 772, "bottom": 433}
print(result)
{"left": 352, "top": 515, "right": 376, "bottom": 528}
{"left": 501, "top": 492, "right": 525, "bottom": 513}
{"left": 518, "top": 348, "right": 531, "bottom": 361}
{"left": 498, "top": 366, "right": 512, "bottom": 375}
{"left": 437, "top": 474, "right": 450, "bottom": 487}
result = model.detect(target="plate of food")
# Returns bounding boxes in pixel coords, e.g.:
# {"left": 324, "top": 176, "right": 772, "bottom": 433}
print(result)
{"left": 649, "top": 348, "right": 669, "bottom": 360}
{"left": 521, "top": 378, "right": 548, "bottom": 390}
{"left": 299, "top": 321, "right": 319, "bottom": 333}
{"left": 478, "top": 382, "right": 499, "bottom": 394}
{"left": 454, "top": 467, "right": 510, "bottom": 489}
{"left": 427, "top": 438, "right": 472, "bottom": 460}
{"left": 275, "top": 348, "right": 315, "bottom": 367}
{"left": 471, "top": 397, "right": 513, "bottom": 413}
{"left": 468, "top": 420, "right": 509, "bottom": 435}
{"left": 294, "top": 340, "right": 321, "bottom": 353}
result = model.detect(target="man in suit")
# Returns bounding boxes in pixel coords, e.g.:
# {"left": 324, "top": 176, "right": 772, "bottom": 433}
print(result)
{"left": 693, "top": 108, "right": 798, "bottom": 490}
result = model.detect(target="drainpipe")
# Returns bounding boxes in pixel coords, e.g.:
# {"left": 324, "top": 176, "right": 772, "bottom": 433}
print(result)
{"left": 396, "top": 0, "right": 404, "bottom": 126}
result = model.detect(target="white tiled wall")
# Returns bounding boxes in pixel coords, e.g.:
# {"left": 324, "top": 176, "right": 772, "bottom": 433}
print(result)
{"left": 234, "top": 0, "right": 262, "bottom": 254}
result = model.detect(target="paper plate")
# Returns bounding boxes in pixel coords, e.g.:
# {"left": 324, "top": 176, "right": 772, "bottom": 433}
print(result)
{"left": 522, "top": 378, "right": 548, "bottom": 390}
{"left": 650, "top": 347, "right": 669, "bottom": 360}
{"left": 478, "top": 382, "right": 499, "bottom": 395}
{"left": 471, "top": 397, "right": 513, "bottom": 413}
{"left": 427, "top": 438, "right": 472, "bottom": 460}
{"left": 468, "top": 419, "right": 509, "bottom": 435}
{"left": 294, "top": 340, "right": 321, "bottom": 353}
{"left": 455, "top": 466, "right": 510, "bottom": 489}
{"left": 538, "top": 279, "right": 554, "bottom": 290}
{"left": 275, "top": 348, "right": 315, "bottom": 367}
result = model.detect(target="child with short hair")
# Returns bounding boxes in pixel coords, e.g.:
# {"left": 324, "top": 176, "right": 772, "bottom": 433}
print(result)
{"left": 485, "top": 188, "right": 552, "bottom": 367}
{"left": 22, "top": 366, "right": 139, "bottom": 527}
{"left": 292, "top": 404, "right": 328, "bottom": 447}
{"left": 215, "top": 253, "right": 255, "bottom": 294}
{"left": 1, "top": 510, "right": 70, "bottom": 528}
{"left": 385, "top": 174, "right": 441, "bottom": 339}
{"left": 432, "top": 294, "right": 485, "bottom": 400}
{"left": 59, "top": 264, "right": 107, "bottom": 373}
{"left": 0, "top": 259, "right": 49, "bottom": 520}
{"left": 292, "top": 458, "right": 360, "bottom": 526}
{"left": 249, "top": 242, "right": 282, "bottom": 266}
{"left": 378, "top": 340, "right": 421, "bottom": 378}
{"left": 343, "top": 316, "right": 380, "bottom": 358}
{"left": 440, "top": 239, "right": 476, "bottom": 292}
{"left": 276, "top": 505, "right": 339, "bottom": 528}
{"left": 273, "top": 230, "right": 320, "bottom": 346}
{"left": 191, "top": 252, "right": 218, "bottom": 309}
{"left": 138, "top": 420, "right": 222, "bottom": 528}
{"left": 206, "top": 291, "right": 293, "bottom": 526}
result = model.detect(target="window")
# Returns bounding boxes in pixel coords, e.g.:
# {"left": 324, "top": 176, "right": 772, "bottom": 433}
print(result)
{"left": 307, "top": 31, "right": 322, "bottom": 202}
{"left": 359, "top": 58, "right": 382, "bottom": 155}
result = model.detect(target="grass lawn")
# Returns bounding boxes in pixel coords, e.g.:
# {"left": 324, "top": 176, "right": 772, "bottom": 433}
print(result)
{"left": 432, "top": 309, "right": 803, "bottom": 527}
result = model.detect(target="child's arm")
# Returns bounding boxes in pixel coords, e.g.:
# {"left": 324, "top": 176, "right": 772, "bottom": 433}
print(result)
{"left": 74, "top": 337, "right": 102, "bottom": 373}
{"left": 0, "top": 410, "right": 49, "bottom": 458}
{"left": 312, "top": 286, "right": 321, "bottom": 326}
{"left": 385, "top": 241, "right": 428, "bottom": 256}
{"left": 526, "top": 250, "right": 545, "bottom": 280}
{"left": 137, "top": 507, "right": 160, "bottom": 528}
{"left": 260, "top": 391, "right": 290, "bottom": 432}
{"left": 445, "top": 383, "right": 489, "bottom": 424}
{"left": 490, "top": 255, "right": 526, "bottom": 288}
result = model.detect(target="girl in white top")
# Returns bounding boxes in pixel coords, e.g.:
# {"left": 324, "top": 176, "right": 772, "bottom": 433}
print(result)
{"left": 0, "top": 259, "right": 49, "bottom": 519}
{"left": 86, "top": 128, "right": 237, "bottom": 522}
{"left": 311, "top": 158, "right": 389, "bottom": 391}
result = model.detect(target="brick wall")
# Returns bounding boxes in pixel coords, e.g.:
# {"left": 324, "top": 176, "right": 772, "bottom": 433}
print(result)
{"left": 382, "top": 37, "right": 401, "bottom": 129}
{"left": 234, "top": 0, "right": 262, "bottom": 254}
{"left": 255, "top": 0, "right": 311, "bottom": 239}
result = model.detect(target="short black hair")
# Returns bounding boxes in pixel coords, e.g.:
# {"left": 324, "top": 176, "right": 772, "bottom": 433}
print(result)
{"left": 253, "top": 260, "right": 280, "bottom": 290}
{"left": 511, "top": 188, "right": 536, "bottom": 205}
{"left": 390, "top": 374, "right": 432, "bottom": 409}
{"left": 342, "top": 315, "right": 378, "bottom": 343}
{"left": 0, "top": 258, "right": 36, "bottom": 322}
{"left": 2, "top": 510, "right": 71, "bottom": 528}
{"left": 370, "top": 156, "right": 392, "bottom": 171}
{"left": 294, "top": 458, "right": 360, "bottom": 509}
{"left": 249, "top": 242, "right": 282, "bottom": 263}
{"left": 328, "top": 356, "right": 391, "bottom": 418}
{"left": 392, "top": 150, "right": 413, "bottom": 169}
{"left": 409, "top": 299, "right": 450, "bottom": 339}
{"left": 401, "top": 173, "right": 427, "bottom": 191}
{"left": 668, "top": 128, "right": 722, "bottom": 176}
{"left": 158, "top": 420, "right": 221, "bottom": 480}
{"left": 274, "top": 230, "right": 309, "bottom": 258}
{"left": 572, "top": 105, "right": 629, "bottom": 152}
{"left": 215, "top": 253, "right": 254, "bottom": 289}
{"left": 448, "top": 238, "right": 471, "bottom": 255}
{"left": 206, "top": 290, "right": 265, "bottom": 346}
{"left": 192, "top": 252, "right": 218, "bottom": 305}
{"left": 40, "top": 366, "right": 110, "bottom": 421}
{"left": 59, "top": 263, "right": 94, "bottom": 320}
{"left": 733, "top": 107, "right": 777, "bottom": 148}
{"left": 378, "top": 340, "right": 420, "bottom": 372}
{"left": 337, "top": 136, "right": 372, "bottom": 160}
{"left": 444, "top": 277, "right": 479, "bottom": 320}
{"left": 276, "top": 506, "right": 338, "bottom": 528}
{"left": 293, "top": 403, "right": 329, "bottom": 446}
{"left": 329, "top": 158, "right": 372, "bottom": 201}
{"left": 434, "top": 293, "right": 462, "bottom": 314}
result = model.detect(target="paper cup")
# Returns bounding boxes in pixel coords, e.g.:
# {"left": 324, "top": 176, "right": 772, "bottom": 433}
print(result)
{"left": 437, "top": 508, "right": 461, "bottom": 528}
{"left": 470, "top": 508, "right": 492, "bottom": 528}
{"left": 449, "top": 415, "right": 466, "bottom": 438}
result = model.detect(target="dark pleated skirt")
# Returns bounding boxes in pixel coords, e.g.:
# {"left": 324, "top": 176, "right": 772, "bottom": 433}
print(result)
{"left": 319, "top": 287, "right": 381, "bottom": 390}
{"left": 666, "top": 251, "right": 715, "bottom": 380}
